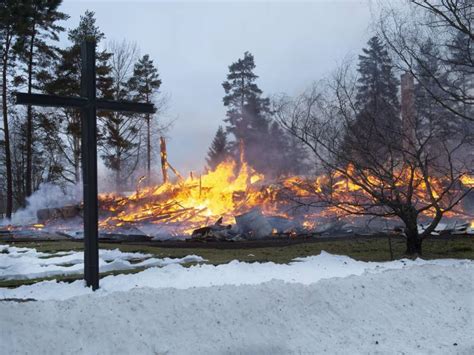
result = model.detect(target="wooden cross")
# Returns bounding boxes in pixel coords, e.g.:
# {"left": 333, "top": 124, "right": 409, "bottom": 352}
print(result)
{"left": 15, "top": 41, "right": 155, "bottom": 290}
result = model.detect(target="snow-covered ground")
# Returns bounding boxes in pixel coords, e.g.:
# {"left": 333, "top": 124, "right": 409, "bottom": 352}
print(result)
{"left": 0, "top": 248, "right": 473, "bottom": 354}
{"left": 0, "top": 244, "right": 204, "bottom": 281}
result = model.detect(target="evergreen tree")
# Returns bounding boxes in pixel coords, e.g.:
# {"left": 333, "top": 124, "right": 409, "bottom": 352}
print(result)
{"left": 343, "top": 36, "right": 400, "bottom": 164}
{"left": 268, "top": 121, "right": 309, "bottom": 176}
{"left": 206, "top": 126, "right": 229, "bottom": 170}
{"left": 15, "top": 0, "right": 67, "bottom": 201}
{"left": 0, "top": 0, "right": 29, "bottom": 217}
{"left": 355, "top": 36, "right": 399, "bottom": 120}
{"left": 128, "top": 54, "right": 162, "bottom": 181}
{"left": 448, "top": 31, "right": 473, "bottom": 120}
{"left": 414, "top": 38, "right": 458, "bottom": 136}
{"left": 222, "top": 51, "right": 272, "bottom": 173}
{"left": 221, "top": 52, "right": 308, "bottom": 176}
{"left": 44, "top": 10, "right": 112, "bottom": 183}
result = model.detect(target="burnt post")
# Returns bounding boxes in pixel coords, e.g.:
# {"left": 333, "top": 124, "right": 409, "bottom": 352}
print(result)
{"left": 160, "top": 136, "right": 169, "bottom": 184}
{"left": 15, "top": 41, "right": 155, "bottom": 290}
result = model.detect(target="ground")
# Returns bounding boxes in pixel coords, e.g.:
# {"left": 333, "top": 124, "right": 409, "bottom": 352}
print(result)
{"left": 1, "top": 235, "right": 472, "bottom": 287}
{"left": 1, "top": 236, "right": 473, "bottom": 354}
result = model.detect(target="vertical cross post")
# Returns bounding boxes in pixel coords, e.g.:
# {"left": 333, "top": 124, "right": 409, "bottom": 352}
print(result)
{"left": 81, "top": 42, "right": 99, "bottom": 290}
{"left": 14, "top": 40, "right": 155, "bottom": 291}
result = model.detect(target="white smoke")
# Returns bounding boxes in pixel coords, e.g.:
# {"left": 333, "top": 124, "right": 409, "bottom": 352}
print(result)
{"left": 9, "top": 183, "right": 82, "bottom": 225}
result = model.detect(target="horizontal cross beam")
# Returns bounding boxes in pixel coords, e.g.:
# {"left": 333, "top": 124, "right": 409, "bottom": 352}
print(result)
{"left": 16, "top": 92, "right": 155, "bottom": 114}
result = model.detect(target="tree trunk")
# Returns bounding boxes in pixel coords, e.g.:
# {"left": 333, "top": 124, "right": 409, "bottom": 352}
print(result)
{"left": 2, "top": 35, "right": 13, "bottom": 218}
{"left": 25, "top": 28, "right": 36, "bottom": 198}
{"left": 74, "top": 134, "right": 81, "bottom": 183}
{"left": 116, "top": 151, "right": 121, "bottom": 191}
{"left": 146, "top": 114, "right": 151, "bottom": 182}
{"left": 405, "top": 222, "right": 422, "bottom": 256}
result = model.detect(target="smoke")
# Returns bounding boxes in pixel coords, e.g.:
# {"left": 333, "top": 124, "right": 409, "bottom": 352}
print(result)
{"left": 9, "top": 183, "right": 82, "bottom": 225}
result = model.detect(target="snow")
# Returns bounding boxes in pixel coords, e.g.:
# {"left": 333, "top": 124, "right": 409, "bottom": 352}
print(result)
{"left": 0, "top": 245, "right": 204, "bottom": 280}
{"left": 1, "top": 248, "right": 472, "bottom": 354}
{"left": 1, "top": 263, "right": 472, "bottom": 354}
{"left": 0, "top": 248, "right": 471, "bottom": 301}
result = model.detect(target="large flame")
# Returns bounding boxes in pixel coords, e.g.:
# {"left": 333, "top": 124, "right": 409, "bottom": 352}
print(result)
{"left": 97, "top": 155, "right": 473, "bottom": 236}
{"left": 99, "top": 159, "right": 273, "bottom": 234}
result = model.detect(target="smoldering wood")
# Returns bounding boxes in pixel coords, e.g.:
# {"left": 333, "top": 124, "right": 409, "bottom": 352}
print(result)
{"left": 159, "top": 136, "right": 183, "bottom": 182}
{"left": 37, "top": 205, "right": 82, "bottom": 223}
{"left": 160, "top": 136, "right": 168, "bottom": 183}
{"left": 167, "top": 161, "right": 183, "bottom": 181}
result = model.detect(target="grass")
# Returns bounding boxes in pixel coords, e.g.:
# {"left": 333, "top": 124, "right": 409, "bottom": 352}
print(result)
{"left": 1, "top": 236, "right": 472, "bottom": 288}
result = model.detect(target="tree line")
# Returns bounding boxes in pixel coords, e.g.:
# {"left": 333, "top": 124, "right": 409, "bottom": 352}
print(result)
{"left": 276, "top": 0, "right": 473, "bottom": 255}
{"left": 1, "top": 1, "right": 163, "bottom": 218}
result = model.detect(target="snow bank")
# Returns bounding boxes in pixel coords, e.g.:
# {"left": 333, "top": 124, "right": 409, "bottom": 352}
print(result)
{"left": 0, "top": 245, "right": 204, "bottom": 281}
{"left": 1, "top": 264, "right": 472, "bottom": 354}
{"left": 1, "top": 249, "right": 471, "bottom": 301}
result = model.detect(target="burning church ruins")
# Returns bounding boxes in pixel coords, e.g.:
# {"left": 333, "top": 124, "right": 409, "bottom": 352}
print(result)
{"left": 5, "top": 120, "right": 473, "bottom": 245}
{"left": 1, "top": 26, "right": 472, "bottom": 257}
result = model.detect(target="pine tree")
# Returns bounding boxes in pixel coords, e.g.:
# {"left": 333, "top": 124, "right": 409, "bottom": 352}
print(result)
{"left": 206, "top": 126, "right": 229, "bottom": 170}
{"left": 415, "top": 38, "right": 457, "bottom": 136}
{"left": 15, "top": 0, "right": 67, "bottom": 200}
{"left": 343, "top": 36, "right": 400, "bottom": 164}
{"left": 44, "top": 10, "right": 112, "bottom": 183}
{"left": 355, "top": 36, "right": 399, "bottom": 120}
{"left": 222, "top": 51, "right": 272, "bottom": 173}
{"left": 0, "top": 0, "right": 29, "bottom": 217}
{"left": 448, "top": 31, "right": 473, "bottom": 120}
{"left": 267, "top": 121, "right": 309, "bottom": 176}
{"left": 128, "top": 54, "right": 162, "bottom": 181}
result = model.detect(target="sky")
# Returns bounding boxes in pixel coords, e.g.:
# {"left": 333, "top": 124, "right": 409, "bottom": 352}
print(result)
{"left": 59, "top": 0, "right": 374, "bottom": 173}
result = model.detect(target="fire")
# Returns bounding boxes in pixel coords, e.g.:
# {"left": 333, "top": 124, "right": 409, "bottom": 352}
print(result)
{"left": 460, "top": 175, "right": 474, "bottom": 188}
{"left": 99, "top": 158, "right": 280, "bottom": 234}
{"left": 96, "top": 158, "right": 472, "bottom": 236}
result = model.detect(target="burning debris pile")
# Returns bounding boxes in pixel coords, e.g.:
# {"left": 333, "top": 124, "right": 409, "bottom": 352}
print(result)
{"left": 12, "top": 153, "right": 470, "bottom": 241}
{"left": 2, "top": 149, "right": 473, "bottom": 241}
{"left": 96, "top": 158, "right": 314, "bottom": 239}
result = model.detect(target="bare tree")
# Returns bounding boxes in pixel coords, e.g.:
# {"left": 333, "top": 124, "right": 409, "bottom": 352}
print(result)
{"left": 100, "top": 39, "right": 141, "bottom": 190}
{"left": 376, "top": 0, "right": 473, "bottom": 121}
{"left": 410, "top": 0, "right": 473, "bottom": 40}
{"left": 276, "top": 68, "right": 473, "bottom": 255}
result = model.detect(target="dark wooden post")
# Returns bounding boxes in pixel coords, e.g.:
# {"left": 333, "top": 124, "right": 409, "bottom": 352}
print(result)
{"left": 81, "top": 42, "right": 99, "bottom": 290}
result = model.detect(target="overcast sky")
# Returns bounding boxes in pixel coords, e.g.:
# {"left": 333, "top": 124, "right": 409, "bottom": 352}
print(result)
{"left": 59, "top": 0, "right": 374, "bottom": 172}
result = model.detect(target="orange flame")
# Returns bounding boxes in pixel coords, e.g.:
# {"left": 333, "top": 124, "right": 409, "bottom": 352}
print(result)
{"left": 97, "top": 158, "right": 473, "bottom": 235}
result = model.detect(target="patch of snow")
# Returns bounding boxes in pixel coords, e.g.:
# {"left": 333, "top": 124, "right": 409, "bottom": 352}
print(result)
{"left": 0, "top": 245, "right": 204, "bottom": 281}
